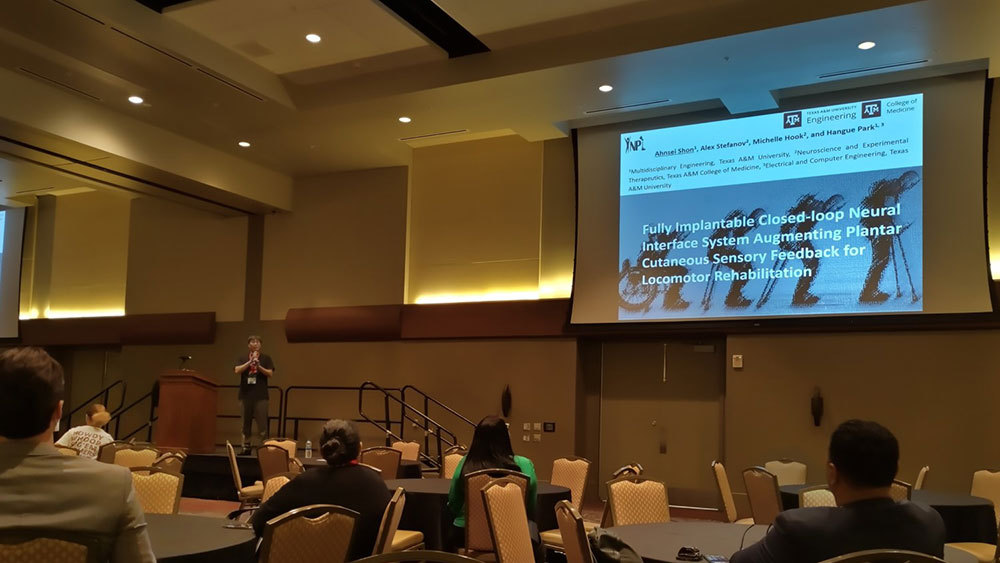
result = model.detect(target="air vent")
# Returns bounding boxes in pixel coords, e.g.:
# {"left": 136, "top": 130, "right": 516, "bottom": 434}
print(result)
{"left": 399, "top": 129, "right": 469, "bottom": 141}
{"left": 110, "top": 27, "right": 193, "bottom": 68}
{"left": 818, "top": 59, "right": 928, "bottom": 79}
{"left": 50, "top": 0, "right": 104, "bottom": 25}
{"left": 585, "top": 98, "right": 671, "bottom": 114}
{"left": 17, "top": 67, "right": 101, "bottom": 101}
{"left": 194, "top": 68, "right": 266, "bottom": 102}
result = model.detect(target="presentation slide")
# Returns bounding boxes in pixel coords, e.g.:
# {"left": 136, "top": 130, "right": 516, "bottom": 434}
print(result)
{"left": 618, "top": 94, "right": 923, "bottom": 320}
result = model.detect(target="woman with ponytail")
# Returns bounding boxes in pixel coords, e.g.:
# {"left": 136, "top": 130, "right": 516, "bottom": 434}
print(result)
{"left": 250, "top": 419, "right": 391, "bottom": 559}
{"left": 55, "top": 403, "right": 113, "bottom": 459}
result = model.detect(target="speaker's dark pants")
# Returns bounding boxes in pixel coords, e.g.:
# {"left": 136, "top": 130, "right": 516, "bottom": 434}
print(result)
{"left": 241, "top": 398, "right": 268, "bottom": 444}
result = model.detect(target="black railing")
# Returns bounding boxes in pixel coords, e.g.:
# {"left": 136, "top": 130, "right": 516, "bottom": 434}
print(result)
{"left": 108, "top": 388, "right": 156, "bottom": 442}
{"left": 281, "top": 385, "right": 400, "bottom": 445}
{"left": 400, "top": 384, "right": 475, "bottom": 458}
{"left": 360, "top": 381, "right": 461, "bottom": 469}
{"left": 59, "top": 380, "right": 127, "bottom": 436}
{"left": 214, "top": 385, "right": 284, "bottom": 446}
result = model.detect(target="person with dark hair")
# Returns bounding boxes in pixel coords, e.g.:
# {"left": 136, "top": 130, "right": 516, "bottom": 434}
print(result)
{"left": 250, "top": 419, "right": 391, "bottom": 560}
{"left": 0, "top": 347, "right": 154, "bottom": 562}
{"left": 447, "top": 416, "right": 538, "bottom": 549}
{"left": 234, "top": 334, "right": 275, "bottom": 454}
{"left": 730, "top": 420, "right": 944, "bottom": 563}
{"left": 55, "top": 403, "right": 114, "bottom": 459}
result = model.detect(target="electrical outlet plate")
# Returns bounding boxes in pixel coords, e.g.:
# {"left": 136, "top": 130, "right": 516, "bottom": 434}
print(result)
{"left": 522, "top": 434, "right": 530, "bottom": 441}
{"left": 732, "top": 354, "right": 744, "bottom": 369}
{"left": 532, "top": 433, "right": 541, "bottom": 442}
{"left": 533, "top": 422, "right": 542, "bottom": 431}
{"left": 522, "top": 422, "right": 531, "bottom": 431}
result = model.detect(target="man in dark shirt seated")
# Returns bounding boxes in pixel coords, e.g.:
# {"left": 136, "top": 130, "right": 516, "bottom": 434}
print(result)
{"left": 731, "top": 419, "right": 945, "bottom": 563}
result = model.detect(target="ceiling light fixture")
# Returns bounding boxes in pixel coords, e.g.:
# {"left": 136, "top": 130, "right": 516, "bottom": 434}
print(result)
{"left": 598, "top": 84, "right": 613, "bottom": 93}
{"left": 857, "top": 41, "right": 876, "bottom": 50}
{"left": 128, "top": 95, "right": 144, "bottom": 104}
{"left": 305, "top": 33, "right": 321, "bottom": 43}
{"left": 398, "top": 116, "right": 412, "bottom": 123}
{"left": 238, "top": 141, "right": 251, "bottom": 147}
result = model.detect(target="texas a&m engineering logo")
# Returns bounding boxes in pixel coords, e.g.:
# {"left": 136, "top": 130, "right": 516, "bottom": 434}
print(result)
{"left": 861, "top": 100, "right": 882, "bottom": 118}
{"left": 782, "top": 111, "right": 802, "bottom": 128}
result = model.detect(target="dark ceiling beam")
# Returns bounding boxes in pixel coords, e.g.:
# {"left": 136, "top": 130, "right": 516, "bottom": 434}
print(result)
{"left": 132, "top": 0, "right": 196, "bottom": 13}
{"left": 377, "top": 0, "right": 489, "bottom": 58}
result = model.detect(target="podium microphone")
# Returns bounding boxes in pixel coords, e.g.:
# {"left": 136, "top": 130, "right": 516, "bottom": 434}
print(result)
{"left": 178, "top": 355, "right": 192, "bottom": 369}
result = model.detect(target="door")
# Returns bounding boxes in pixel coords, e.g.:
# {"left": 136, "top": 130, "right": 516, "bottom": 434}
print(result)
{"left": 599, "top": 339, "right": 725, "bottom": 508}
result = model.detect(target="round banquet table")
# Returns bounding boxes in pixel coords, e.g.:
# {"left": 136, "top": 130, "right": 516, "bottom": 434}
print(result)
{"left": 384, "top": 478, "right": 571, "bottom": 551}
{"left": 300, "top": 457, "right": 423, "bottom": 478}
{"left": 780, "top": 485, "right": 997, "bottom": 544}
{"left": 607, "top": 521, "right": 977, "bottom": 563}
{"left": 146, "top": 513, "right": 256, "bottom": 563}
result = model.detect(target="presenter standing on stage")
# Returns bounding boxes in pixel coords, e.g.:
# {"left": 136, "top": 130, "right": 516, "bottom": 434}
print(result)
{"left": 234, "top": 335, "right": 275, "bottom": 455}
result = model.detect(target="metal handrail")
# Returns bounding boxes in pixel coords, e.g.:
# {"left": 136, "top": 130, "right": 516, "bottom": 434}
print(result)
{"left": 400, "top": 384, "right": 475, "bottom": 462}
{"left": 282, "top": 385, "right": 401, "bottom": 444}
{"left": 359, "top": 381, "right": 461, "bottom": 468}
{"left": 59, "top": 380, "right": 127, "bottom": 435}
{"left": 107, "top": 389, "right": 155, "bottom": 442}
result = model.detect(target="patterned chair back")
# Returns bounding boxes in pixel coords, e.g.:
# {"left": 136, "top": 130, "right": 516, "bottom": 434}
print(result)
{"left": 373, "top": 488, "right": 406, "bottom": 555}
{"left": 606, "top": 476, "right": 669, "bottom": 526}
{"left": 764, "top": 459, "right": 807, "bottom": 486}
{"left": 914, "top": 466, "right": 929, "bottom": 490}
{"left": 55, "top": 445, "right": 79, "bottom": 456}
{"left": 0, "top": 530, "right": 103, "bottom": 563}
{"left": 360, "top": 447, "right": 402, "bottom": 480}
{"left": 153, "top": 453, "right": 185, "bottom": 475}
{"left": 391, "top": 441, "right": 420, "bottom": 461}
{"left": 555, "top": 500, "right": 594, "bottom": 563}
{"left": 551, "top": 457, "right": 590, "bottom": 511}
{"left": 465, "top": 469, "right": 528, "bottom": 553}
{"left": 130, "top": 467, "right": 184, "bottom": 514}
{"left": 971, "top": 470, "right": 1000, "bottom": 525}
{"left": 259, "top": 504, "right": 358, "bottom": 563}
{"left": 742, "top": 467, "right": 782, "bottom": 525}
{"left": 798, "top": 485, "right": 837, "bottom": 508}
{"left": 257, "top": 445, "right": 292, "bottom": 484}
{"left": 263, "top": 473, "right": 297, "bottom": 503}
{"left": 114, "top": 446, "right": 160, "bottom": 469}
{"left": 96, "top": 441, "right": 130, "bottom": 464}
{"left": 482, "top": 478, "right": 535, "bottom": 563}
{"left": 265, "top": 439, "right": 298, "bottom": 460}
{"left": 441, "top": 446, "right": 467, "bottom": 479}
{"left": 711, "top": 461, "right": 739, "bottom": 522}
{"left": 889, "top": 479, "right": 913, "bottom": 502}
{"left": 225, "top": 441, "right": 245, "bottom": 491}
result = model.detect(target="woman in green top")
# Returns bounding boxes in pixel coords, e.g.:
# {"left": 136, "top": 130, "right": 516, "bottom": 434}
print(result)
{"left": 446, "top": 415, "right": 538, "bottom": 548}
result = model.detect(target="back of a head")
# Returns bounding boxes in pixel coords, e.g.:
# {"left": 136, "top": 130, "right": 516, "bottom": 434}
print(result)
{"left": 0, "top": 347, "right": 64, "bottom": 439}
{"left": 462, "top": 415, "right": 517, "bottom": 477}
{"left": 829, "top": 419, "right": 899, "bottom": 488}
{"left": 86, "top": 404, "right": 111, "bottom": 428}
{"left": 320, "top": 419, "right": 361, "bottom": 466}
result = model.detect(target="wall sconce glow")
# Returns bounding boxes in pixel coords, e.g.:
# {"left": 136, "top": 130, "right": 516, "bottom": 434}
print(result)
{"left": 398, "top": 116, "right": 412, "bottom": 123}
{"left": 41, "top": 308, "right": 126, "bottom": 319}
{"left": 598, "top": 84, "right": 613, "bottom": 93}
{"left": 415, "top": 289, "right": 541, "bottom": 304}
{"left": 238, "top": 141, "right": 251, "bottom": 148}
{"left": 128, "top": 95, "right": 144, "bottom": 104}
{"left": 305, "top": 33, "right": 322, "bottom": 43}
{"left": 857, "top": 41, "right": 876, "bottom": 50}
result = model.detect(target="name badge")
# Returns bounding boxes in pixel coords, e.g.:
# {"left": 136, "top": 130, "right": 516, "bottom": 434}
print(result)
{"left": 247, "top": 375, "right": 257, "bottom": 385}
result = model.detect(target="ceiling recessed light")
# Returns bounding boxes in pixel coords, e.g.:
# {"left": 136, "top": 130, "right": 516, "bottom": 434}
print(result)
{"left": 237, "top": 141, "right": 251, "bottom": 148}
{"left": 598, "top": 84, "right": 613, "bottom": 93}
{"left": 305, "top": 33, "right": 321, "bottom": 43}
{"left": 398, "top": 116, "right": 412, "bottom": 123}
{"left": 128, "top": 95, "right": 144, "bottom": 104}
{"left": 858, "top": 41, "right": 876, "bottom": 50}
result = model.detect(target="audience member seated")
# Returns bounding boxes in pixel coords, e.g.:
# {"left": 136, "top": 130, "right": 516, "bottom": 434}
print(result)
{"left": 447, "top": 415, "right": 538, "bottom": 548}
{"left": 0, "top": 347, "right": 154, "bottom": 562}
{"left": 731, "top": 419, "right": 945, "bottom": 563}
{"left": 250, "top": 419, "right": 391, "bottom": 560}
{"left": 55, "top": 403, "right": 114, "bottom": 459}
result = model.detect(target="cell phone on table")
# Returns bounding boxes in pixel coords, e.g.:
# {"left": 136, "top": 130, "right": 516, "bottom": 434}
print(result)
{"left": 703, "top": 556, "right": 729, "bottom": 562}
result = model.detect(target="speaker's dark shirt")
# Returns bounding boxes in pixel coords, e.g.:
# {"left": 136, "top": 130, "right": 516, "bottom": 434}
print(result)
{"left": 730, "top": 498, "right": 946, "bottom": 563}
{"left": 250, "top": 464, "right": 391, "bottom": 560}
{"left": 235, "top": 352, "right": 274, "bottom": 401}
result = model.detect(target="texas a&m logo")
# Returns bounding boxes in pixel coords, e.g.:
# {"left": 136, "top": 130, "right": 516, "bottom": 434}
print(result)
{"left": 783, "top": 111, "right": 802, "bottom": 128}
{"left": 861, "top": 100, "right": 882, "bottom": 118}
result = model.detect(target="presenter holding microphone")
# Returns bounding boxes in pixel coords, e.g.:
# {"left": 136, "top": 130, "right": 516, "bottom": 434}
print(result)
{"left": 235, "top": 335, "right": 275, "bottom": 455}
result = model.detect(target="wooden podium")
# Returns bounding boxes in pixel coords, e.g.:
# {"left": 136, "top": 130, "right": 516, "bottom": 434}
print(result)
{"left": 154, "top": 369, "right": 218, "bottom": 454}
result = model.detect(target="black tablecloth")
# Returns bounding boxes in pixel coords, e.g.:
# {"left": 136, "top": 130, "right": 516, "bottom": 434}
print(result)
{"left": 146, "top": 514, "right": 255, "bottom": 563}
{"left": 384, "top": 478, "right": 571, "bottom": 551}
{"left": 607, "top": 522, "right": 977, "bottom": 563}
{"left": 300, "top": 457, "right": 423, "bottom": 478}
{"left": 780, "top": 485, "right": 997, "bottom": 544}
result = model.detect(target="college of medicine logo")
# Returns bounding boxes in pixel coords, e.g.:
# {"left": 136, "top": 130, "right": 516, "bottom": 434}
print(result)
{"left": 861, "top": 100, "right": 882, "bottom": 118}
{"left": 783, "top": 111, "right": 802, "bottom": 128}
{"left": 624, "top": 136, "right": 645, "bottom": 153}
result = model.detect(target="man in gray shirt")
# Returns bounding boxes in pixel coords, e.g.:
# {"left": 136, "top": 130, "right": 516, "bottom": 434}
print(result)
{"left": 0, "top": 347, "right": 155, "bottom": 562}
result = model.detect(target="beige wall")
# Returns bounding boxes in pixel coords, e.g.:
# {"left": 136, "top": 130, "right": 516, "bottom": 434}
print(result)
{"left": 260, "top": 167, "right": 408, "bottom": 319}
{"left": 125, "top": 196, "right": 247, "bottom": 321}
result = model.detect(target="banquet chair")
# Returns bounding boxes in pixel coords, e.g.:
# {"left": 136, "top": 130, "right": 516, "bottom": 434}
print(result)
{"left": 482, "top": 478, "right": 536, "bottom": 563}
{"left": 915, "top": 466, "right": 930, "bottom": 490}
{"left": 606, "top": 476, "right": 670, "bottom": 526}
{"left": 889, "top": 479, "right": 913, "bottom": 501}
{"left": 153, "top": 452, "right": 185, "bottom": 475}
{"left": 55, "top": 445, "right": 79, "bottom": 456}
{"left": 945, "top": 470, "right": 1000, "bottom": 563}
{"left": 764, "top": 459, "right": 807, "bottom": 486}
{"left": 391, "top": 441, "right": 420, "bottom": 461}
{"left": 463, "top": 469, "right": 528, "bottom": 557}
{"left": 258, "top": 444, "right": 293, "bottom": 484}
{"left": 130, "top": 467, "right": 184, "bottom": 514}
{"left": 554, "top": 500, "right": 596, "bottom": 563}
{"left": 0, "top": 529, "right": 103, "bottom": 563}
{"left": 113, "top": 445, "right": 160, "bottom": 469}
{"left": 265, "top": 438, "right": 298, "bottom": 460}
{"left": 262, "top": 472, "right": 299, "bottom": 503}
{"left": 818, "top": 549, "right": 946, "bottom": 562}
{"left": 354, "top": 551, "right": 480, "bottom": 563}
{"left": 742, "top": 467, "right": 783, "bottom": 525}
{"left": 597, "top": 463, "right": 644, "bottom": 527}
{"left": 259, "top": 504, "right": 359, "bottom": 563}
{"left": 539, "top": 457, "right": 592, "bottom": 551}
{"left": 711, "top": 461, "right": 754, "bottom": 524}
{"left": 226, "top": 441, "right": 264, "bottom": 509}
{"left": 96, "top": 441, "right": 130, "bottom": 464}
{"left": 361, "top": 447, "right": 402, "bottom": 480}
{"left": 798, "top": 485, "right": 837, "bottom": 508}
{"left": 440, "top": 445, "right": 467, "bottom": 479}
{"left": 373, "top": 487, "right": 425, "bottom": 554}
